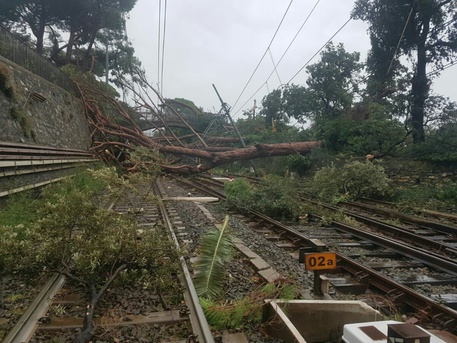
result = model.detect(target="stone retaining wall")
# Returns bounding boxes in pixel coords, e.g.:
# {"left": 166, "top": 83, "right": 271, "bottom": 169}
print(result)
{"left": 381, "top": 158, "right": 457, "bottom": 186}
{"left": 0, "top": 57, "right": 91, "bottom": 150}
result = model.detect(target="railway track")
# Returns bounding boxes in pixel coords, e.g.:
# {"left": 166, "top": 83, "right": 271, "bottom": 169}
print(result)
{"left": 172, "top": 174, "right": 457, "bottom": 334}
{"left": 3, "top": 180, "right": 214, "bottom": 343}
{"left": 0, "top": 141, "right": 97, "bottom": 198}
{"left": 4, "top": 171, "right": 457, "bottom": 340}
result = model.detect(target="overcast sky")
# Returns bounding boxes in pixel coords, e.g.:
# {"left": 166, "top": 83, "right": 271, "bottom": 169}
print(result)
{"left": 126, "top": 0, "right": 456, "bottom": 117}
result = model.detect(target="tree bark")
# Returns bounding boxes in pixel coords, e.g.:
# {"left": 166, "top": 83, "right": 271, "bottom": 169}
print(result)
{"left": 411, "top": 10, "right": 430, "bottom": 143}
{"left": 77, "top": 79, "right": 321, "bottom": 175}
{"left": 156, "top": 141, "right": 321, "bottom": 175}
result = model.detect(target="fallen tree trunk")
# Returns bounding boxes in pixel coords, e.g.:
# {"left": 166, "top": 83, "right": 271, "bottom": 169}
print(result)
{"left": 155, "top": 141, "right": 320, "bottom": 175}
{"left": 77, "top": 78, "right": 321, "bottom": 175}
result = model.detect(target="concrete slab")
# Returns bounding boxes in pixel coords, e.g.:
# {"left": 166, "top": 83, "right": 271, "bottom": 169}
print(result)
{"left": 264, "top": 300, "right": 383, "bottom": 343}
{"left": 222, "top": 331, "right": 249, "bottom": 343}
{"left": 163, "top": 196, "right": 219, "bottom": 203}
{"left": 258, "top": 268, "right": 282, "bottom": 283}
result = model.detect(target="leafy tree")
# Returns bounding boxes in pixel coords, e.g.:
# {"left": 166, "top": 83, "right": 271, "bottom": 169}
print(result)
{"left": 0, "top": 0, "right": 64, "bottom": 54}
{"left": 259, "top": 88, "right": 288, "bottom": 129}
{"left": 259, "top": 43, "right": 362, "bottom": 134}
{"left": 1, "top": 0, "right": 138, "bottom": 77}
{"left": 56, "top": 0, "right": 137, "bottom": 69}
{"left": 321, "top": 102, "right": 407, "bottom": 155}
{"left": 352, "top": 0, "right": 457, "bottom": 143}
{"left": 304, "top": 43, "right": 363, "bottom": 127}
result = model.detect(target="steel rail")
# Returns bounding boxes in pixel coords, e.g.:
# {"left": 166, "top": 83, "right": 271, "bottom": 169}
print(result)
{"left": 2, "top": 273, "right": 66, "bottom": 343}
{"left": 184, "top": 177, "right": 457, "bottom": 273}
{"left": 339, "top": 201, "right": 457, "bottom": 235}
{"left": 0, "top": 141, "right": 92, "bottom": 154}
{"left": 176, "top": 175, "right": 457, "bottom": 332}
{"left": 0, "top": 177, "right": 69, "bottom": 197}
{"left": 0, "top": 158, "right": 95, "bottom": 168}
{"left": 152, "top": 180, "right": 215, "bottom": 343}
{"left": 337, "top": 254, "right": 457, "bottom": 331}
{"left": 0, "top": 142, "right": 98, "bottom": 197}
{"left": 315, "top": 200, "right": 457, "bottom": 257}
{"left": 1, "top": 163, "right": 79, "bottom": 178}
{"left": 322, "top": 216, "right": 457, "bottom": 275}
{"left": 176, "top": 175, "right": 227, "bottom": 199}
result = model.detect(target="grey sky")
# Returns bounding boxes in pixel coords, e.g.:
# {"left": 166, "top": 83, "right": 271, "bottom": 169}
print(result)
{"left": 126, "top": 0, "right": 456, "bottom": 117}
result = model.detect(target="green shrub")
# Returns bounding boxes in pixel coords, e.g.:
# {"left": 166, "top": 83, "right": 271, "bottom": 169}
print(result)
{"left": 200, "top": 280, "right": 299, "bottom": 330}
{"left": 225, "top": 179, "right": 257, "bottom": 213}
{"left": 393, "top": 182, "right": 457, "bottom": 211}
{"left": 285, "top": 154, "right": 312, "bottom": 176}
{"left": 225, "top": 176, "right": 302, "bottom": 221}
{"left": 311, "top": 161, "right": 392, "bottom": 202}
{"left": 0, "top": 63, "right": 15, "bottom": 98}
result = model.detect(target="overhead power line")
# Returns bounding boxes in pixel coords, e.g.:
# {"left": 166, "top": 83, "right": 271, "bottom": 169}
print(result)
{"left": 157, "top": 0, "right": 168, "bottom": 96}
{"left": 387, "top": 0, "right": 416, "bottom": 75}
{"left": 161, "top": 0, "right": 168, "bottom": 96}
{"left": 231, "top": 0, "right": 295, "bottom": 111}
{"left": 234, "top": 16, "right": 353, "bottom": 116}
{"left": 232, "top": 0, "right": 321, "bottom": 115}
{"left": 157, "top": 0, "right": 162, "bottom": 92}
{"left": 286, "top": 17, "right": 352, "bottom": 85}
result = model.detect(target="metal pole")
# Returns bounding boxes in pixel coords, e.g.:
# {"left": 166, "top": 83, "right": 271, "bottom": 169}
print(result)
{"left": 212, "top": 84, "right": 257, "bottom": 175}
{"left": 105, "top": 40, "right": 109, "bottom": 84}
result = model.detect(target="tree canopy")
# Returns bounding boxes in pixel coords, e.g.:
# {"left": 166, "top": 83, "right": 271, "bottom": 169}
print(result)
{"left": 352, "top": 0, "right": 457, "bottom": 143}
{"left": 0, "top": 0, "right": 138, "bottom": 78}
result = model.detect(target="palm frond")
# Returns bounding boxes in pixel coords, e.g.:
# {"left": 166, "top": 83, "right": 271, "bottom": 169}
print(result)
{"left": 193, "top": 215, "right": 233, "bottom": 300}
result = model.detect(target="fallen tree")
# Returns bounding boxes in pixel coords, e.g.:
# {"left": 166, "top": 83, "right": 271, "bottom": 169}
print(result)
{"left": 75, "top": 70, "right": 320, "bottom": 175}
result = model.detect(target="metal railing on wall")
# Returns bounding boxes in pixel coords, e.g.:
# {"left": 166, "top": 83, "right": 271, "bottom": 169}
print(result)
{"left": 0, "top": 25, "right": 78, "bottom": 96}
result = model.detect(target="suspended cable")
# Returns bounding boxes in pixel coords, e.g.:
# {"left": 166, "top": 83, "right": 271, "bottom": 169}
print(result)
{"left": 270, "top": 0, "right": 320, "bottom": 78}
{"left": 387, "top": 0, "right": 416, "bottom": 75}
{"left": 160, "top": 0, "right": 168, "bottom": 96}
{"left": 157, "top": 0, "right": 162, "bottom": 93}
{"left": 232, "top": 0, "right": 320, "bottom": 115}
{"left": 231, "top": 0, "right": 295, "bottom": 111}
{"left": 286, "top": 17, "right": 352, "bottom": 85}
{"left": 268, "top": 48, "right": 282, "bottom": 84}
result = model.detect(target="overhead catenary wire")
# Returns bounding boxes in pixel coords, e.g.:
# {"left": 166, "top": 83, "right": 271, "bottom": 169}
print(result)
{"left": 157, "top": 0, "right": 168, "bottom": 96}
{"left": 232, "top": 0, "right": 321, "bottom": 115}
{"left": 231, "top": 1, "right": 454, "bottom": 116}
{"left": 387, "top": 0, "right": 416, "bottom": 75}
{"left": 231, "top": 0, "right": 295, "bottom": 111}
{"left": 286, "top": 17, "right": 352, "bottom": 85}
{"left": 160, "top": 0, "right": 168, "bottom": 96}
{"left": 268, "top": 48, "right": 282, "bottom": 84}
{"left": 157, "top": 0, "right": 162, "bottom": 93}
{"left": 234, "top": 16, "right": 352, "bottom": 117}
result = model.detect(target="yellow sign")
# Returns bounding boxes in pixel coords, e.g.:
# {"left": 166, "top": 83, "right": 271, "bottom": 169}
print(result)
{"left": 305, "top": 252, "right": 337, "bottom": 271}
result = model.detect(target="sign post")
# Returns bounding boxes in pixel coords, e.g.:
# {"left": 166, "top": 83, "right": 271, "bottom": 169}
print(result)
{"left": 299, "top": 244, "right": 336, "bottom": 295}
{"left": 304, "top": 252, "right": 337, "bottom": 295}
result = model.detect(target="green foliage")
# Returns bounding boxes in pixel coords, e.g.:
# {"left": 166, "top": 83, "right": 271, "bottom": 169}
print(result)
{"left": 0, "top": 192, "right": 40, "bottom": 228}
{"left": 305, "top": 42, "right": 362, "bottom": 122}
{"left": 0, "top": 167, "right": 179, "bottom": 293}
{"left": 393, "top": 182, "right": 457, "bottom": 211}
{"left": 10, "top": 105, "right": 35, "bottom": 138}
{"left": 200, "top": 280, "right": 299, "bottom": 330}
{"left": 225, "top": 176, "right": 302, "bottom": 221}
{"left": 194, "top": 216, "right": 234, "bottom": 300}
{"left": 402, "top": 123, "right": 457, "bottom": 162}
{"left": 321, "top": 116, "right": 406, "bottom": 155}
{"left": 353, "top": 0, "right": 456, "bottom": 143}
{"left": 310, "top": 161, "right": 392, "bottom": 202}
{"left": 225, "top": 179, "right": 257, "bottom": 212}
{"left": 0, "top": 62, "right": 15, "bottom": 98}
